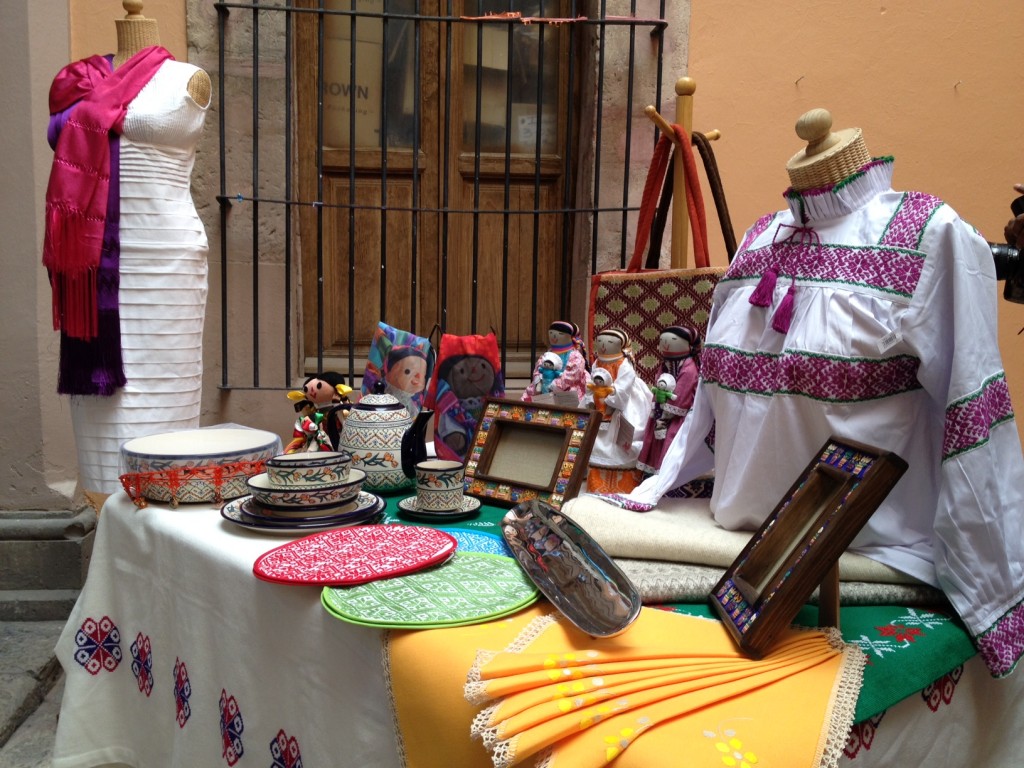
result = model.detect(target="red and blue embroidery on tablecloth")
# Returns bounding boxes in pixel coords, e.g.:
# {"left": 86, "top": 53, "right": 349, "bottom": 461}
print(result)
{"left": 173, "top": 657, "right": 192, "bottom": 728}
{"left": 220, "top": 689, "right": 245, "bottom": 765}
{"left": 270, "top": 729, "right": 303, "bottom": 768}
{"left": 72, "top": 616, "right": 121, "bottom": 675}
{"left": 130, "top": 632, "right": 154, "bottom": 696}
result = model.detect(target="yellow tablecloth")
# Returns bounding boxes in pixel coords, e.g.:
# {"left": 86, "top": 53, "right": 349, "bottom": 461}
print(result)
{"left": 388, "top": 603, "right": 864, "bottom": 768}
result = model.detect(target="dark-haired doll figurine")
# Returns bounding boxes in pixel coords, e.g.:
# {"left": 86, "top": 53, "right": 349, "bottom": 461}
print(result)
{"left": 585, "top": 328, "right": 652, "bottom": 493}
{"left": 285, "top": 372, "right": 353, "bottom": 452}
{"left": 522, "top": 320, "right": 590, "bottom": 404}
{"left": 636, "top": 325, "right": 700, "bottom": 476}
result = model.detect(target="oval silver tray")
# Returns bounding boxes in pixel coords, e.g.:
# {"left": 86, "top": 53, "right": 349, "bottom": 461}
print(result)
{"left": 501, "top": 499, "right": 641, "bottom": 637}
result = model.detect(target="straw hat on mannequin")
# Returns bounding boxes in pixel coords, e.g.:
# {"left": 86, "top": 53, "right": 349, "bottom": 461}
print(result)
{"left": 114, "top": 0, "right": 211, "bottom": 107}
{"left": 785, "top": 108, "right": 871, "bottom": 191}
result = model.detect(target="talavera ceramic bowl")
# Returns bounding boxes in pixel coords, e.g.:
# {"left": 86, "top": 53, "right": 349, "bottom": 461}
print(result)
{"left": 246, "top": 469, "right": 365, "bottom": 510}
{"left": 265, "top": 451, "right": 351, "bottom": 487}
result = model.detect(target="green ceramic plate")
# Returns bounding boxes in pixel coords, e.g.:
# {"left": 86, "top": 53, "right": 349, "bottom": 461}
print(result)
{"left": 320, "top": 551, "right": 539, "bottom": 629}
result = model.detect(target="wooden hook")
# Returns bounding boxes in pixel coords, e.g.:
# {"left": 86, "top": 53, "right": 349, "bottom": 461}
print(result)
{"left": 644, "top": 104, "right": 679, "bottom": 144}
{"left": 644, "top": 105, "right": 720, "bottom": 143}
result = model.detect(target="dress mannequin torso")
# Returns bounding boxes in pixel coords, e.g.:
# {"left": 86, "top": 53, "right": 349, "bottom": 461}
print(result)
{"left": 625, "top": 106, "right": 1024, "bottom": 677}
{"left": 59, "top": 1, "right": 212, "bottom": 505}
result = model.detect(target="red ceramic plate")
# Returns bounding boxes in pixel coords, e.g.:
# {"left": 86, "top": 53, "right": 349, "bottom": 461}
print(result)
{"left": 252, "top": 524, "right": 457, "bottom": 586}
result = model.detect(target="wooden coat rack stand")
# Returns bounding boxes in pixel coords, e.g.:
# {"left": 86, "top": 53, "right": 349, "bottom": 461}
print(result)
{"left": 644, "top": 77, "right": 720, "bottom": 269}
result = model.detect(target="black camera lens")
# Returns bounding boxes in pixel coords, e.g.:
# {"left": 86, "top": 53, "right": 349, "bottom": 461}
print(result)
{"left": 991, "top": 242, "right": 1020, "bottom": 282}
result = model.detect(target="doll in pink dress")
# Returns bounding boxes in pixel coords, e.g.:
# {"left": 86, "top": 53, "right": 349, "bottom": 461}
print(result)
{"left": 637, "top": 325, "right": 700, "bottom": 476}
{"left": 521, "top": 320, "right": 590, "bottom": 404}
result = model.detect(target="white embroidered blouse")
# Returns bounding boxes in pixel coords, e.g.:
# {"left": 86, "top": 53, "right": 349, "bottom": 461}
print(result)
{"left": 626, "top": 158, "right": 1024, "bottom": 676}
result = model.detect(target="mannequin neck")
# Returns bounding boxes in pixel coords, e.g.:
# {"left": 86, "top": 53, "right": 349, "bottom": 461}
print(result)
{"left": 113, "top": 18, "right": 160, "bottom": 68}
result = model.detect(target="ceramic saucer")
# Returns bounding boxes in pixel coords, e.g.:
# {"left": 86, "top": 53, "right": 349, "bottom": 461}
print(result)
{"left": 397, "top": 495, "right": 482, "bottom": 522}
{"left": 240, "top": 491, "right": 381, "bottom": 525}
{"left": 221, "top": 494, "right": 384, "bottom": 534}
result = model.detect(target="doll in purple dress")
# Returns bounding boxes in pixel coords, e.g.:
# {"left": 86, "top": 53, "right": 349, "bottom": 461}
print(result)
{"left": 637, "top": 325, "right": 701, "bottom": 476}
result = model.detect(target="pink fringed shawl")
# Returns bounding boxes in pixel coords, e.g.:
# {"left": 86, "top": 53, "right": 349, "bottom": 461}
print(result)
{"left": 43, "top": 46, "right": 171, "bottom": 340}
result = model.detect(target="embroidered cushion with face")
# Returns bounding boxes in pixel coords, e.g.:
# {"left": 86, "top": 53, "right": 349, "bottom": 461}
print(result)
{"left": 443, "top": 355, "right": 497, "bottom": 399}
{"left": 385, "top": 346, "right": 428, "bottom": 395}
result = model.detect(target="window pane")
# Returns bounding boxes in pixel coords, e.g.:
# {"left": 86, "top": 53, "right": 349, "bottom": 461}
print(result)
{"left": 323, "top": 0, "right": 416, "bottom": 149}
{"left": 462, "top": 1, "right": 560, "bottom": 153}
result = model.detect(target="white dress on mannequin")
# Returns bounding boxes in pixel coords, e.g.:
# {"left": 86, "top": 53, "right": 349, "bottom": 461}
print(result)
{"left": 71, "top": 60, "right": 209, "bottom": 495}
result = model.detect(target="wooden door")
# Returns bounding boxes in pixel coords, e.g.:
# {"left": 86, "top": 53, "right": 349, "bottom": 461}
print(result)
{"left": 296, "top": 1, "right": 573, "bottom": 373}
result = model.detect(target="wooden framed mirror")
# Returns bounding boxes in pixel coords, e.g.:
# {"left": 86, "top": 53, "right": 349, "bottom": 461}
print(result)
{"left": 464, "top": 398, "right": 600, "bottom": 509}
{"left": 710, "top": 437, "right": 908, "bottom": 658}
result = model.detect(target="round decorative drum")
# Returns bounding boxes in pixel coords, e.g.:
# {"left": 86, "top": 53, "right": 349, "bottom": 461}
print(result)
{"left": 120, "top": 427, "right": 282, "bottom": 505}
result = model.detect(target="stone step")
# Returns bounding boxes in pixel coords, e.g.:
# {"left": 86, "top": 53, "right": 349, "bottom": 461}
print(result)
{"left": 0, "top": 591, "right": 79, "bottom": 622}
{"left": 0, "top": 509, "right": 96, "bottom": 592}
{"left": 0, "top": 620, "right": 64, "bottom": 750}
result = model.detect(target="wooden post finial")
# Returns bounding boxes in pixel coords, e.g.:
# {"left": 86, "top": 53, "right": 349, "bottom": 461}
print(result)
{"left": 675, "top": 76, "right": 696, "bottom": 97}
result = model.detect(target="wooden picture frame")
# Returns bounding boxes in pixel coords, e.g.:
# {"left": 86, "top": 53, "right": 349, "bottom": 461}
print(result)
{"left": 464, "top": 398, "right": 601, "bottom": 510}
{"left": 710, "top": 436, "right": 908, "bottom": 658}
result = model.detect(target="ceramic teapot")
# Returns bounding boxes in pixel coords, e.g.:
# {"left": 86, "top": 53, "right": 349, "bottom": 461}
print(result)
{"left": 336, "top": 381, "right": 432, "bottom": 492}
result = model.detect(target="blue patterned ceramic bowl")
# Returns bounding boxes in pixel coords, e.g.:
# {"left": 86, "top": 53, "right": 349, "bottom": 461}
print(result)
{"left": 265, "top": 451, "right": 351, "bottom": 487}
{"left": 246, "top": 469, "right": 365, "bottom": 509}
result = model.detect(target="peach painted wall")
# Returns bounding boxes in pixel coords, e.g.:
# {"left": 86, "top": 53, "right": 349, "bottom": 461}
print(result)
{"left": 70, "top": 0, "right": 187, "bottom": 62}
{"left": 683, "top": 1, "right": 1024, "bottom": 446}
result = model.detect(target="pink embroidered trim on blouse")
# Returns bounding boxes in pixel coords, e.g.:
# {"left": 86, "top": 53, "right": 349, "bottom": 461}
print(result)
{"left": 723, "top": 242, "right": 925, "bottom": 298}
{"left": 975, "top": 596, "right": 1024, "bottom": 678}
{"left": 942, "top": 374, "right": 1015, "bottom": 461}
{"left": 701, "top": 346, "right": 922, "bottom": 403}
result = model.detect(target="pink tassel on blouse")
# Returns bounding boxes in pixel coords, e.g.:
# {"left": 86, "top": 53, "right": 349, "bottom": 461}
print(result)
{"left": 749, "top": 266, "right": 778, "bottom": 307}
{"left": 771, "top": 281, "right": 798, "bottom": 333}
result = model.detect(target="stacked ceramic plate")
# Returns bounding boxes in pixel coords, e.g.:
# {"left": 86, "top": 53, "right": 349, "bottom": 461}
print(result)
{"left": 220, "top": 451, "right": 384, "bottom": 534}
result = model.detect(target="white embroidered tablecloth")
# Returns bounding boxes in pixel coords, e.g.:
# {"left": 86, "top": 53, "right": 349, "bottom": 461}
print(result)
{"left": 52, "top": 491, "right": 402, "bottom": 768}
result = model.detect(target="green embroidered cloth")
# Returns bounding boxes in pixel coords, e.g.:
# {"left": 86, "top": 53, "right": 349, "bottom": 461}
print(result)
{"left": 321, "top": 551, "right": 538, "bottom": 629}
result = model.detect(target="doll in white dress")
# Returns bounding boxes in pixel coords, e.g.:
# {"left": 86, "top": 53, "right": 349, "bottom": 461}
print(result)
{"left": 585, "top": 328, "right": 652, "bottom": 493}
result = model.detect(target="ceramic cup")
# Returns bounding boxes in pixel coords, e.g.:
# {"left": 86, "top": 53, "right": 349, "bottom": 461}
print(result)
{"left": 414, "top": 459, "right": 465, "bottom": 512}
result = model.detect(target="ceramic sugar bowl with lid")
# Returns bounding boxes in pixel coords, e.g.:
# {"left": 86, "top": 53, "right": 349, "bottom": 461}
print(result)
{"left": 336, "top": 382, "right": 432, "bottom": 493}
